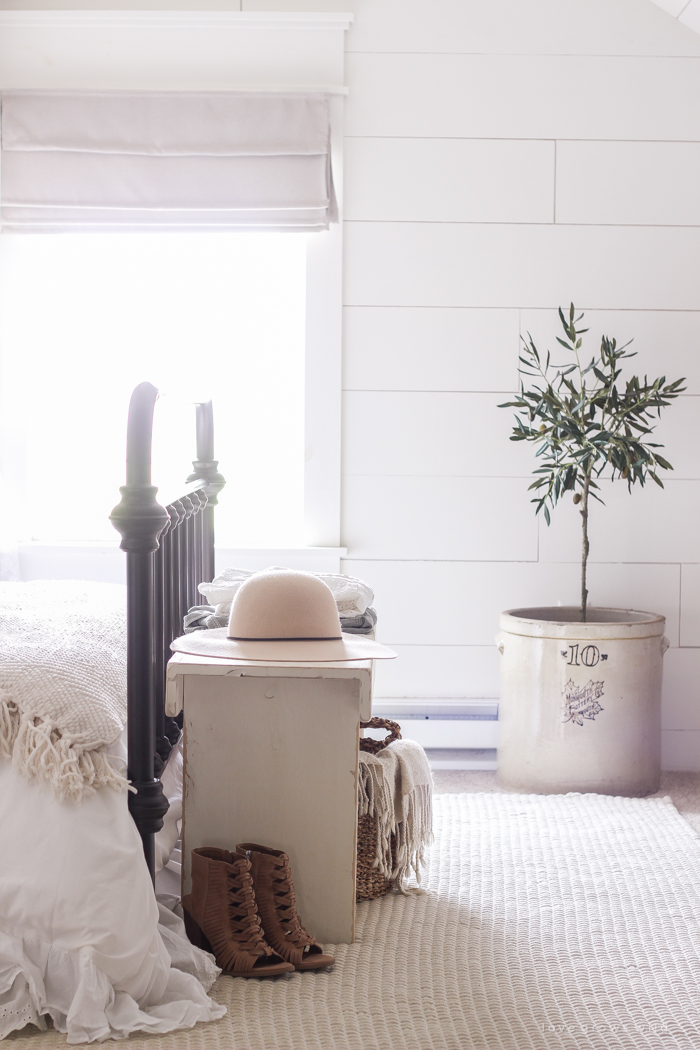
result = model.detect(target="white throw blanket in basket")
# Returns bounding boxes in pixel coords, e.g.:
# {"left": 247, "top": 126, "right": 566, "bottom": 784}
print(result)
{"left": 358, "top": 738, "right": 434, "bottom": 888}
{"left": 0, "top": 580, "right": 128, "bottom": 802}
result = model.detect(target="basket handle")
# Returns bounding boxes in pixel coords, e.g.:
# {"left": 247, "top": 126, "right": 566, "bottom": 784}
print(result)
{"left": 359, "top": 717, "right": 402, "bottom": 755}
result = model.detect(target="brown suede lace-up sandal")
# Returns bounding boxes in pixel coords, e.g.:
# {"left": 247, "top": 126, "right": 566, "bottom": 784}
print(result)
{"left": 237, "top": 843, "right": 335, "bottom": 972}
{"left": 182, "top": 847, "right": 294, "bottom": 977}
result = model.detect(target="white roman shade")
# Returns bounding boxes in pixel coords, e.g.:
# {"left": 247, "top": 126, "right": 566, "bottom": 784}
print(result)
{"left": 0, "top": 90, "right": 337, "bottom": 232}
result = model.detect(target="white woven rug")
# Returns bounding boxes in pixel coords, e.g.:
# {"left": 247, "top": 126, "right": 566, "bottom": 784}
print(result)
{"left": 8, "top": 792, "right": 700, "bottom": 1049}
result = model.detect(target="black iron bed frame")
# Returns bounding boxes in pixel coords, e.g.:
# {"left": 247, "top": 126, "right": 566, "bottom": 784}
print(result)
{"left": 110, "top": 382, "right": 225, "bottom": 883}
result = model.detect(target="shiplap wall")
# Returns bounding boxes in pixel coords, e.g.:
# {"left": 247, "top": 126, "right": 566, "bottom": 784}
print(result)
{"left": 652, "top": 0, "right": 700, "bottom": 34}
{"left": 245, "top": 0, "right": 700, "bottom": 769}
{"left": 6, "top": 0, "right": 700, "bottom": 768}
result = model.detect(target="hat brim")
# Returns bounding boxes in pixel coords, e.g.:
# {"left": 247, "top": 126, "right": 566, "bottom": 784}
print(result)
{"left": 170, "top": 628, "right": 396, "bottom": 663}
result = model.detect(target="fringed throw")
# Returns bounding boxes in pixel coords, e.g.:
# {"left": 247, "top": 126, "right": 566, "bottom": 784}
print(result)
{"left": 358, "top": 738, "right": 433, "bottom": 890}
{"left": 0, "top": 581, "right": 128, "bottom": 801}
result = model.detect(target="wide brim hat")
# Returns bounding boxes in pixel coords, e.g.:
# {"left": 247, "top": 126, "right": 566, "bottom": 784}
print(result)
{"left": 171, "top": 568, "right": 396, "bottom": 663}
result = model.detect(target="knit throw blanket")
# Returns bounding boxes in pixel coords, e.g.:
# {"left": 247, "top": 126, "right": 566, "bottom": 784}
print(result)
{"left": 0, "top": 581, "right": 128, "bottom": 802}
{"left": 358, "top": 739, "right": 434, "bottom": 889}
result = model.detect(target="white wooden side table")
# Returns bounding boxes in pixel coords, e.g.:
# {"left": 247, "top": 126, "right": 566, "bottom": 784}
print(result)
{"left": 166, "top": 652, "right": 373, "bottom": 944}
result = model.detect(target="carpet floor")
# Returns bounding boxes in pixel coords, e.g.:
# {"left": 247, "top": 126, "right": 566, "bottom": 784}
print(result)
{"left": 432, "top": 769, "right": 700, "bottom": 837}
{"left": 8, "top": 782, "right": 700, "bottom": 1050}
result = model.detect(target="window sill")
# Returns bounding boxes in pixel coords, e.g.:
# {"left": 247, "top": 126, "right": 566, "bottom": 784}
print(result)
{"left": 17, "top": 542, "right": 347, "bottom": 582}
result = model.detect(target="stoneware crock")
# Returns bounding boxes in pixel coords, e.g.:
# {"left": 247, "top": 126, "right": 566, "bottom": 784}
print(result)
{"left": 496, "top": 606, "right": 669, "bottom": 796}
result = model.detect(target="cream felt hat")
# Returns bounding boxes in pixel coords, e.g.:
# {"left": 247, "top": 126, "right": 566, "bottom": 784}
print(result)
{"left": 171, "top": 568, "right": 396, "bottom": 663}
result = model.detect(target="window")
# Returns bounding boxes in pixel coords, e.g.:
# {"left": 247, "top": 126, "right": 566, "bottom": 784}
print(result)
{"left": 0, "top": 10, "right": 350, "bottom": 561}
{"left": 0, "top": 232, "right": 308, "bottom": 547}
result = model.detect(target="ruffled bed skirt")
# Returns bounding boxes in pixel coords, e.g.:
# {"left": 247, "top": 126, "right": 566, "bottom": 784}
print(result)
{"left": 0, "top": 759, "right": 225, "bottom": 1044}
{"left": 0, "top": 904, "right": 225, "bottom": 1043}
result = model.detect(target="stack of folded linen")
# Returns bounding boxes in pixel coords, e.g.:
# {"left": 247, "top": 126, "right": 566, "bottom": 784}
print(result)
{"left": 337, "top": 606, "right": 377, "bottom": 636}
{"left": 185, "top": 567, "right": 377, "bottom": 636}
{"left": 183, "top": 606, "right": 229, "bottom": 633}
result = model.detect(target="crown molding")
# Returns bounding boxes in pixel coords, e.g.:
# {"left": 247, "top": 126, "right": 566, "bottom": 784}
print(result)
{"left": 0, "top": 9, "right": 351, "bottom": 91}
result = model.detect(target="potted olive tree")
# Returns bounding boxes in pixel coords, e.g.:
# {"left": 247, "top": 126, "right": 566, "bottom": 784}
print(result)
{"left": 495, "top": 305, "right": 684, "bottom": 796}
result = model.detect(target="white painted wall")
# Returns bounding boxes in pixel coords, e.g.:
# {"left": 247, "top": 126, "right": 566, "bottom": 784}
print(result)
{"left": 266, "top": 0, "right": 700, "bottom": 770}
{"left": 3, "top": 0, "right": 700, "bottom": 768}
{"left": 650, "top": 0, "right": 700, "bottom": 35}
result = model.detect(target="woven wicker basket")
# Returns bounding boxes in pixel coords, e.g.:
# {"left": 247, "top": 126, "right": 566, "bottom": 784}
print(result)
{"left": 356, "top": 717, "right": 401, "bottom": 901}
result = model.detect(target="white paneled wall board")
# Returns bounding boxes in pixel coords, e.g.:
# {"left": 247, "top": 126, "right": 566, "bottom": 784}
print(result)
{"left": 241, "top": 0, "right": 700, "bottom": 54}
{"left": 680, "top": 0, "right": 700, "bottom": 33}
{"left": 214, "top": 547, "right": 347, "bottom": 574}
{"left": 344, "top": 560, "right": 581, "bottom": 646}
{"left": 575, "top": 563, "right": 682, "bottom": 645}
{"left": 344, "top": 139, "right": 555, "bottom": 224}
{"left": 342, "top": 308, "right": 519, "bottom": 392}
{"left": 341, "top": 475, "right": 538, "bottom": 561}
{"left": 335, "top": 0, "right": 700, "bottom": 767}
{"left": 344, "top": 223, "right": 700, "bottom": 310}
{"left": 662, "top": 647, "right": 700, "bottom": 730}
{"left": 242, "top": 0, "right": 700, "bottom": 49}
{"left": 518, "top": 310, "right": 700, "bottom": 396}
{"left": 347, "top": 558, "right": 681, "bottom": 647}
{"left": 538, "top": 480, "right": 700, "bottom": 565}
{"left": 342, "top": 392, "right": 534, "bottom": 477}
{"left": 371, "top": 645, "right": 500, "bottom": 700}
{"left": 651, "top": 0, "right": 692, "bottom": 17}
{"left": 649, "top": 397, "right": 700, "bottom": 479}
{"left": 345, "top": 55, "right": 700, "bottom": 141}
{"left": 680, "top": 563, "right": 700, "bottom": 645}
{"left": 344, "top": 0, "right": 700, "bottom": 55}
{"left": 556, "top": 141, "right": 700, "bottom": 227}
{"left": 662, "top": 731, "right": 700, "bottom": 772}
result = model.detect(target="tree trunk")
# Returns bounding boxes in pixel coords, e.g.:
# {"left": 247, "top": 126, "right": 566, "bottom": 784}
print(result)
{"left": 580, "top": 473, "right": 591, "bottom": 622}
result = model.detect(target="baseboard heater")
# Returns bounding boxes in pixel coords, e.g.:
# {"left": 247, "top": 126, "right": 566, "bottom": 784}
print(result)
{"left": 371, "top": 700, "right": 499, "bottom": 750}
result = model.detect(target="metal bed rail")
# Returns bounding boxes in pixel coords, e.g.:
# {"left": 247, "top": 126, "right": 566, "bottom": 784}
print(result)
{"left": 110, "top": 382, "right": 225, "bottom": 883}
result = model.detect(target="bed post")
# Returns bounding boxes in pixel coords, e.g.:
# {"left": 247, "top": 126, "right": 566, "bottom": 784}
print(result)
{"left": 188, "top": 401, "right": 225, "bottom": 583}
{"left": 110, "top": 382, "right": 170, "bottom": 884}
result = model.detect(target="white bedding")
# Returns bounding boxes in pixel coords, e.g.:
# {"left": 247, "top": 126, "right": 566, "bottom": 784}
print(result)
{"left": 0, "top": 581, "right": 128, "bottom": 802}
{"left": 0, "top": 580, "right": 225, "bottom": 1043}
{"left": 0, "top": 751, "right": 225, "bottom": 1043}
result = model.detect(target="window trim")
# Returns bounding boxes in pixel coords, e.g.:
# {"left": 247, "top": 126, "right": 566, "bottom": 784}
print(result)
{"left": 0, "top": 10, "right": 351, "bottom": 555}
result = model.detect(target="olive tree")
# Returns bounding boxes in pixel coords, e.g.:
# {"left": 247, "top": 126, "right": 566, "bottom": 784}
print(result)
{"left": 499, "top": 305, "right": 685, "bottom": 621}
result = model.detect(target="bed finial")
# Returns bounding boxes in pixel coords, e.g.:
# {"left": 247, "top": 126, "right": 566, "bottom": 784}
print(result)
{"left": 187, "top": 400, "right": 226, "bottom": 583}
{"left": 188, "top": 400, "right": 226, "bottom": 504}
{"left": 110, "top": 382, "right": 170, "bottom": 884}
{"left": 111, "top": 382, "right": 169, "bottom": 554}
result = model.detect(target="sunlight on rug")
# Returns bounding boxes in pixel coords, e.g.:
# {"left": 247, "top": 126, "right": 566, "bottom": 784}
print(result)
{"left": 7, "top": 792, "right": 700, "bottom": 1049}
